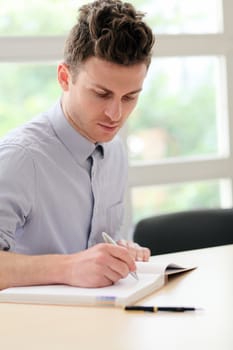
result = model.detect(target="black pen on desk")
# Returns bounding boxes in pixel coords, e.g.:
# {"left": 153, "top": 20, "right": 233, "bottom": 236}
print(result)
{"left": 125, "top": 306, "right": 203, "bottom": 312}
{"left": 102, "top": 232, "right": 139, "bottom": 281}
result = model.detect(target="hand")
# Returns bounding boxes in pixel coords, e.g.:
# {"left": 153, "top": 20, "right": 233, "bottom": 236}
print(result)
{"left": 117, "top": 239, "right": 151, "bottom": 262}
{"left": 63, "top": 243, "right": 136, "bottom": 288}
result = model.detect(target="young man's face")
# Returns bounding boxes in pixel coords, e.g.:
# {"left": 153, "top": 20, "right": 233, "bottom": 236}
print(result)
{"left": 58, "top": 57, "right": 147, "bottom": 143}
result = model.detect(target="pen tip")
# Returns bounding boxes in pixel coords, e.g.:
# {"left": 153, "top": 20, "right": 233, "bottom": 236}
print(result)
{"left": 132, "top": 272, "right": 139, "bottom": 280}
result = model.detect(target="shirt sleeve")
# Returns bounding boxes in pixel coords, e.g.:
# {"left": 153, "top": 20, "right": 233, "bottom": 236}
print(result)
{"left": 0, "top": 144, "right": 35, "bottom": 251}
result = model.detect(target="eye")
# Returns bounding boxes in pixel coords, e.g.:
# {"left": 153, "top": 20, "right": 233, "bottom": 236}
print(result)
{"left": 94, "top": 91, "right": 110, "bottom": 99}
{"left": 122, "top": 94, "right": 137, "bottom": 102}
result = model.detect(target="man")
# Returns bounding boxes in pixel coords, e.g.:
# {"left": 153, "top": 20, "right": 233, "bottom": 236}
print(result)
{"left": 0, "top": 0, "right": 155, "bottom": 289}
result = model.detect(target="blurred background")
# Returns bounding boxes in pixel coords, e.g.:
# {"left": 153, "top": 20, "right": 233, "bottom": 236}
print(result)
{"left": 0, "top": 0, "right": 232, "bottom": 236}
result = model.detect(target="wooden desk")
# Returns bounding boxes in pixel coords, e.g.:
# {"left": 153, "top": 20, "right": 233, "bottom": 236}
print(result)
{"left": 0, "top": 245, "right": 232, "bottom": 350}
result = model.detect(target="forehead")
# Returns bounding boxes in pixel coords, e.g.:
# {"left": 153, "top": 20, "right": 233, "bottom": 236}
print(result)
{"left": 77, "top": 57, "right": 148, "bottom": 93}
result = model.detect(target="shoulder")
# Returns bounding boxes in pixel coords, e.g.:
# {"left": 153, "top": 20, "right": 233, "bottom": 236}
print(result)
{"left": 1, "top": 113, "right": 51, "bottom": 146}
{"left": 0, "top": 110, "right": 56, "bottom": 178}
{"left": 0, "top": 108, "right": 58, "bottom": 163}
{"left": 0, "top": 140, "right": 35, "bottom": 182}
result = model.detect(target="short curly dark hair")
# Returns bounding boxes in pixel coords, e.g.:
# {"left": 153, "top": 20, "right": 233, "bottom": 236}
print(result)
{"left": 64, "top": 0, "right": 155, "bottom": 76}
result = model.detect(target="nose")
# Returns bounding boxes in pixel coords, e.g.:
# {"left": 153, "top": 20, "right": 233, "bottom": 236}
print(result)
{"left": 104, "top": 100, "right": 122, "bottom": 122}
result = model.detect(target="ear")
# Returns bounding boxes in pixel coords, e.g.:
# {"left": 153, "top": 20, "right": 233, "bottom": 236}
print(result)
{"left": 57, "top": 63, "right": 71, "bottom": 91}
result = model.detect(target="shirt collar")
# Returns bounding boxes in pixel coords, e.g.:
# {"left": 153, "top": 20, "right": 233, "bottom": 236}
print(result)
{"left": 47, "top": 100, "right": 105, "bottom": 164}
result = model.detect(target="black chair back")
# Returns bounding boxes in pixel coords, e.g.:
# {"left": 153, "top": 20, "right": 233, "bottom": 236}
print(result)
{"left": 133, "top": 208, "right": 233, "bottom": 255}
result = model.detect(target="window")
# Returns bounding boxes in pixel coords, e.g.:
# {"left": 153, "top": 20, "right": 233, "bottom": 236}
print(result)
{"left": 0, "top": 0, "right": 233, "bottom": 236}
{"left": 0, "top": 0, "right": 81, "bottom": 36}
{"left": 136, "top": 0, "right": 221, "bottom": 34}
{"left": 131, "top": 179, "right": 228, "bottom": 223}
{"left": 128, "top": 56, "right": 223, "bottom": 162}
{"left": 126, "top": 0, "right": 233, "bottom": 230}
{"left": 0, "top": 63, "right": 59, "bottom": 136}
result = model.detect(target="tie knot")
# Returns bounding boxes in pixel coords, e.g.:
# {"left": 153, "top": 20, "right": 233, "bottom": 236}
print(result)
{"left": 90, "top": 144, "right": 104, "bottom": 159}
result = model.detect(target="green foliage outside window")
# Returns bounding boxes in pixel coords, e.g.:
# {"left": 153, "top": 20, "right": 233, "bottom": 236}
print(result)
{"left": 128, "top": 57, "right": 218, "bottom": 160}
{"left": 132, "top": 181, "right": 221, "bottom": 223}
{"left": 0, "top": 0, "right": 219, "bottom": 36}
{"left": 0, "top": 0, "right": 223, "bottom": 219}
{"left": 0, "top": 64, "right": 59, "bottom": 137}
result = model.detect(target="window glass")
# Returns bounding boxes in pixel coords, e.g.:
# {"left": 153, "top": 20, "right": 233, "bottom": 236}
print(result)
{"left": 128, "top": 56, "right": 220, "bottom": 163}
{"left": 132, "top": 0, "right": 222, "bottom": 34}
{"left": 0, "top": 0, "right": 221, "bottom": 36}
{"left": 131, "top": 180, "right": 222, "bottom": 224}
{"left": 0, "top": 63, "right": 59, "bottom": 136}
{"left": 0, "top": 0, "right": 84, "bottom": 36}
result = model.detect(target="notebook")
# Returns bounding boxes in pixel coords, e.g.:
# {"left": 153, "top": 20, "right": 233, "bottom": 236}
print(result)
{"left": 0, "top": 261, "right": 196, "bottom": 307}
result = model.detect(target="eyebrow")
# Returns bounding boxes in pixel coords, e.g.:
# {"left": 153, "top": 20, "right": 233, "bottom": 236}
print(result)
{"left": 93, "top": 84, "right": 143, "bottom": 95}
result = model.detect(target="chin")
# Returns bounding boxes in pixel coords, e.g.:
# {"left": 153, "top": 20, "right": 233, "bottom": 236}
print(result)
{"left": 102, "top": 134, "right": 118, "bottom": 143}
{"left": 95, "top": 132, "right": 118, "bottom": 143}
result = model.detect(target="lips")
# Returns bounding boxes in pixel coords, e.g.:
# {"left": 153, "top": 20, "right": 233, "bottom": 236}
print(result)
{"left": 98, "top": 123, "right": 119, "bottom": 131}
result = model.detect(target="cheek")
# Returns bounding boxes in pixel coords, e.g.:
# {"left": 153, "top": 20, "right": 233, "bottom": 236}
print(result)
{"left": 70, "top": 92, "right": 91, "bottom": 114}
{"left": 124, "top": 101, "right": 138, "bottom": 117}
{"left": 69, "top": 89, "right": 80, "bottom": 107}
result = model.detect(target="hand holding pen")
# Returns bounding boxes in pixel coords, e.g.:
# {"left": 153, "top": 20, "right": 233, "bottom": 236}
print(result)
{"left": 102, "top": 232, "right": 139, "bottom": 280}
{"left": 56, "top": 235, "right": 137, "bottom": 288}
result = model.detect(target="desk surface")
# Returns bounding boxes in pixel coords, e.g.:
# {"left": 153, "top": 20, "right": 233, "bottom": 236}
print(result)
{"left": 1, "top": 244, "right": 233, "bottom": 350}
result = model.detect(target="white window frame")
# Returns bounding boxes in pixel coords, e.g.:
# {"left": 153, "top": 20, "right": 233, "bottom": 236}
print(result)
{"left": 126, "top": 0, "right": 233, "bottom": 233}
{"left": 0, "top": 0, "right": 232, "bottom": 236}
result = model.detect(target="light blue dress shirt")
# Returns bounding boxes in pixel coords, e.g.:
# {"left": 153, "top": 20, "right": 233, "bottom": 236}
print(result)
{"left": 0, "top": 100, "right": 127, "bottom": 254}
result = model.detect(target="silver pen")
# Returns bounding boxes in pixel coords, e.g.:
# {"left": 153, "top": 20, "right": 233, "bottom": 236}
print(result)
{"left": 102, "top": 232, "right": 139, "bottom": 280}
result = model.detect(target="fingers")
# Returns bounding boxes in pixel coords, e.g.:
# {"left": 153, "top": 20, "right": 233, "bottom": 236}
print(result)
{"left": 117, "top": 239, "right": 151, "bottom": 262}
{"left": 104, "top": 243, "right": 136, "bottom": 277}
{"left": 66, "top": 242, "right": 149, "bottom": 288}
{"left": 92, "top": 244, "right": 136, "bottom": 285}
{"left": 67, "top": 244, "right": 133, "bottom": 288}
{"left": 135, "top": 245, "right": 151, "bottom": 261}
{"left": 102, "top": 254, "right": 132, "bottom": 281}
